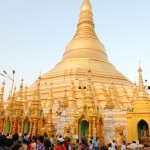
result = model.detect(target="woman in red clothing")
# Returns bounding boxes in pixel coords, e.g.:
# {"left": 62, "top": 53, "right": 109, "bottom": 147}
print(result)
{"left": 56, "top": 138, "right": 66, "bottom": 150}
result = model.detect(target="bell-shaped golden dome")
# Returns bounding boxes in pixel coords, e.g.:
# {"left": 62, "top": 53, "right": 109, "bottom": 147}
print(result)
{"left": 42, "top": 0, "right": 131, "bottom": 86}
{"left": 27, "top": 0, "right": 132, "bottom": 103}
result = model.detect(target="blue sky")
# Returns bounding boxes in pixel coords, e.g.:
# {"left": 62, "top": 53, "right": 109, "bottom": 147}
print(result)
{"left": 0, "top": 0, "right": 150, "bottom": 99}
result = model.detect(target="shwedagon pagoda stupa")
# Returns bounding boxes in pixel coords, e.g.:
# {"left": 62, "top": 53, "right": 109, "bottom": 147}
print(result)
{"left": 1, "top": 0, "right": 150, "bottom": 145}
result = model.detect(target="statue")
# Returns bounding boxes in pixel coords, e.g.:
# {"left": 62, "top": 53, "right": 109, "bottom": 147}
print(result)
{"left": 63, "top": 123, "right": 71, "bottom": 138}
{"left": 32, "top": 122, "right": 37, "bottom": 136}
{"left": 71, "top": 124, "right": 76, "bottom": 135}
{"left": 12, "top": 121, "right": 17, "bottom": 134}
{"left": 141, "top": 125, "right": 148, "bottom": 140}
{"left": 115, "top": 124, "right": 125, "bottom": 146}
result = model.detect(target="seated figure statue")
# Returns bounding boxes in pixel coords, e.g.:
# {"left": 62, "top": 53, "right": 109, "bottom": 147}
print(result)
{"left": 115, "top": 124, "right": 125, "bottom": 146}
{"left": 141, "top": 125, "right": 149, "bottom": 140}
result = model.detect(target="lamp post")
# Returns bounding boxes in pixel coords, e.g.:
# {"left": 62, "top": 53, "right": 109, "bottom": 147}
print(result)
{"left": 0, "top": 70, "right": 15, "bottom": 95}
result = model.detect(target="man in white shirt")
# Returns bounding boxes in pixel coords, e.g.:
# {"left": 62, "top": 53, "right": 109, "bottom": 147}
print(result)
{"left": 121, "top": 141, "right": 126, "bottom": 150}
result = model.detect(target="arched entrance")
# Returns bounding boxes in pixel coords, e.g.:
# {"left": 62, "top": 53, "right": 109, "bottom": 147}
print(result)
{"left": 137, "top": 120, "right": 149, "bottom": 141}
{"left": 79, "top": 120, "right": 89, "bottom": 139}
{"left": 24, "top": 120, "right": 30, "bottom": 134}
{"left": 5, "top": 120, "right": 10, "bottom": 135}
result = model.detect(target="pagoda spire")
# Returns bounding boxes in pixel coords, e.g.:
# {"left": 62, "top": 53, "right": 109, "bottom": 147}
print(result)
{"left": 30, "top": 76, "right": 42, "bottom": 136}
{"left": 109, "top": 84, "right": 121, "bottom": 109}
{"left": 84, "top": 70, "right": 95, "bottom": 114}
{"left": 0, "top": 81, "right": 5, "bottom": 106}
{"left": 11, "top": 79, "right": 24, "bottom": 134}
{"left": 137, "top": 65, "right": 146, "bottom": 98}
{"left": 12, "top": 86, "right": 16, "bottom": 103}
{"left": 132, "top": 66, "right": 150, "bottom": 112}
{"left": 0, "top": 81, "right": 5, "bottom": 128}
{"left": 61, "top": 87, "right": 68, "bottom": 108}
{"left": 68, "top": 81, "right": 76, "bottom": 109}
{"left": 16, "top": 79, "right": 23, "bottom": 101}
{"left": 45, "top": 82, "right": 54, "bottom": 110}
{"left": 105, "top": 85, "right": 115, "bottom": 110}
{"left": 23, "top": 85, "right": 28, "bottom": 112}
{"left": 30, "top": 76, "right": 42, "bottom": 112}
{"left": 75, "top": 0, "right": 95, "bottom": 38}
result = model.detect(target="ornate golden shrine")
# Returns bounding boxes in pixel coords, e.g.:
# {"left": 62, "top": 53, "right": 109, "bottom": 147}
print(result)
{"left": 127, "top": 66, "right": 150, "bottom": 144}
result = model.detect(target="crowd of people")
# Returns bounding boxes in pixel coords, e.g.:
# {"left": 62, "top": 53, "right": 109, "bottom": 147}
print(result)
{"left": 0, "top": 132, "right": 107, "bottom": 150}
{"left": 0, "top": 131, "right": 148, "bottom": 150}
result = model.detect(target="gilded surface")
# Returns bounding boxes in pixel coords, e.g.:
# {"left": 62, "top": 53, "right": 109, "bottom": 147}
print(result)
{"left": 0, "top": 0, "right": 150, "bottom": 144}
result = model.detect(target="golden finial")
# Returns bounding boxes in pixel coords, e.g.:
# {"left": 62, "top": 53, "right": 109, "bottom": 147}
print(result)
{"left": 81, "top": 0, "right": 92, "bottom": 12}
{"left": 77, "top": 0, "right": 94, "bottom": 28}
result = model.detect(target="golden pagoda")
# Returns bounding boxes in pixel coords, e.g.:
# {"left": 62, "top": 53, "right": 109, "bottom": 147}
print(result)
{"left": 1, "top": 0, "right": 150, "bottom": 145}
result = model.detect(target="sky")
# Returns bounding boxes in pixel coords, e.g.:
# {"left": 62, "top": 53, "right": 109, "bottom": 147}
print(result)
{"left": 0, "top": 0, "right": 150, "bottom": 100}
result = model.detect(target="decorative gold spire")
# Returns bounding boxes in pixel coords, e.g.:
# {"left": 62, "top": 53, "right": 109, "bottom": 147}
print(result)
{"left": 131, "top": 66, "right": 150, "bottom": 112}
{"left": 61, "top": 87, "right": 68, "bottom": 108}
{"left": 30, "top": 76, "right": 42, "bottom": 113}
{"left": 12, "top": 86, "right": 16, "bottom": 103}
{"left": 68, "top": 81, "right": 76, "bottom": 109}
{"left": 45, "top": 82, "right": 54, "bottom": 109}
{"left": 137, "top": 65, "right": 146, "bottom": 98}
{"left": 44, "top": 109, "right": 56, "bottom": 137}
{"left": 109, "top": 84, "right": 120, "bottom": 109}
{"left": 62, "top": 0, "right": 108, "bottom": 63}
{"left": 7, "top": 91, "right": 12, "bottom": 111}
{"left": 84, "top": 70, "right": 95, "bottom": 114}
{"left": 23, "top": 85, "right": 28, "bottom": 111}
{"left": 105, "top": 85, "right": 115, "bottom": 110}
{"left": 30, "top": 76, "right": 42, "bottom": 136}
{"left": 0, "top": 81, "right": 5, "bottom": 105}
{"left": 16, "top": 79, "right": 23, "bottom": 102}
{"left": 13, "top": 79, "right": 24, "bottom": 119}
{"left": 78, "top": 0, "right": 93, "bottom": 26}
{"left": 0, "top": 81, "right": 5, "bottom": 114}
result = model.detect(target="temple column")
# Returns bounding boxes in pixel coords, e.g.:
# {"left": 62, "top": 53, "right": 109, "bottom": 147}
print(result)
{"left": 88, "top": 121, "right": 92, "bottom": 138}
{"left": 96, "top": 122, "right": 99, "bottom": 137}
{"left": 0, "top": 120, "right": 3, "bottom": 132}
{"left": 3, "top": 120, "right": 6, "bottom": 134}
{"left": 10, "top": 121, "right": 13, "bottom": 134}
{"left": 75, "top": 121, "right": 79, "bottom": 136}
{"left": 93, "top": 118, "right": 96, "bottom": 137}
{"left": 21, "top": 120, "right": 24, "bottom": 134}
{"left": 29, "top": 121, "right": 33, "bottom": 135}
